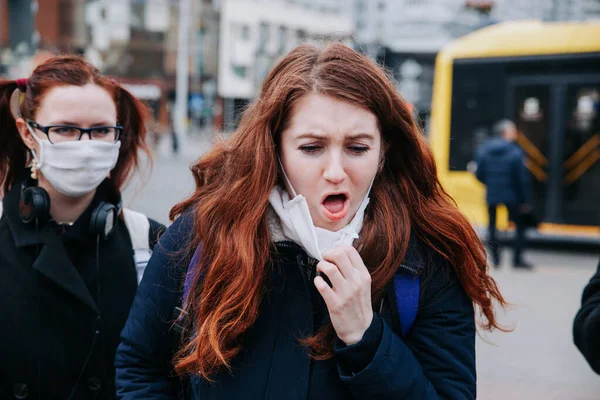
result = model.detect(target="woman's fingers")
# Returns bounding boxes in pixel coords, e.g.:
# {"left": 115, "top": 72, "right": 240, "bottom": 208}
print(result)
{"left": 314, "top": 275, "right": 337, "bottom": 307}
{"left": 314, "top": 247, "right": 374, "bottom": 346}
{"left": 316, "top": 260, "right": 345, "bottom": 291}
{"left": 322, "top": 247, "right": 354, "bottom": 279}
{"left": 322, "top": 246, "right": 371, "bottom": 284}
{"left": 342, "top": 246, "right": 372, "bottom": 283}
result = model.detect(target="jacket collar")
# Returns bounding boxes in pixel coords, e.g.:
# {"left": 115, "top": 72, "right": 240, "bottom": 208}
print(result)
{"left": 32, "top": 231, "right": 99, "bottom": 312}
{"left": 399, "top": 234, "right": 429, "bottom": 275}
{"left": 273, "top": 235, "right": 429, "bottom": 276}
{"left": 2, "top": 172, "right": 120, "bottom": 312}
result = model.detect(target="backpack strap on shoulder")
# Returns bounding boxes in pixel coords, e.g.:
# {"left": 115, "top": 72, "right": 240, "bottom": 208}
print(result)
{"left": 172, "top": 245, "right": 202, "bottom": 334}
{"left": 393, "top": 271, "right": 420, "bottom": 337}
{"left": 122, "top": 208, "right": 152, "bottom": 284}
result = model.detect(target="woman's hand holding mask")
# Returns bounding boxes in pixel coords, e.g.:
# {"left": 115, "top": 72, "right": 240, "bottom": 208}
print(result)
{"left": 315, "top": 246, "right": 373, "bottom": 346}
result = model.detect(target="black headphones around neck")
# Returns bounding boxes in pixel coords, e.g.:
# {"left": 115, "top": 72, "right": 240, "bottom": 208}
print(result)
{"left": 19, "top": 178, "right": 122, "bottom": 239}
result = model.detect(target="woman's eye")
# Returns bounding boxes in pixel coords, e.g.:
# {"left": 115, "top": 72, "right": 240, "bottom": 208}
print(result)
{"left": 52, "top": 127, "right": 76, "bottom": 134}
{"left": 92, "top": 127, "right": 110, "bottom": 135}
{"left": 348, "top": 146, "right": 369, "bottom": 154}
{"left": 299, "top": 145, "right": 322, "bottom": 154}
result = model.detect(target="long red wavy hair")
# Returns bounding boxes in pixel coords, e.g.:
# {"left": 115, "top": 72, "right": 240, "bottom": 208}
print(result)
{"left": 171, "top": 43, "right": 506, "bottom": 379}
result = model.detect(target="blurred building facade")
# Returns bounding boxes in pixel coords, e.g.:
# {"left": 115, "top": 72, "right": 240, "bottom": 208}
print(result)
{"left": 217, "top": 0, "right": 353, "bottom": 129}
{"left": 491, "top": 0, "right": 600, "bottom": 22}
{"left": 1, "top": 0, "right": 599, "bottom": 133}
{"left": 0, "top": 0, "right": 220, "bottom": 133}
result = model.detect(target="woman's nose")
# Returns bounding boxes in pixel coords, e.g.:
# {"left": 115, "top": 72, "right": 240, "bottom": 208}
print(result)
{"left": 323, "top": 154, "right": 346, "bottom": 184}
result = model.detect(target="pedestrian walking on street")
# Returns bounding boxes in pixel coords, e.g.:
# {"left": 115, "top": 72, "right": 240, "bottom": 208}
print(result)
{"left": 0, "top": 56, "right": 164, "bottom": 399}
{"left": 116, "top": 43, "right": 507, "bottom": 400}
{"left": 574, "top": 258, "right": 600, "bottom": 374}
{"left": 476, "top": 119, "right": 535, "bottom": 269}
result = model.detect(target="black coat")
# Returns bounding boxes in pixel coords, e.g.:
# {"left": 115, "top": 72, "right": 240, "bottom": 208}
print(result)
{"left": 574, "top": 259, "right": 600, "bottom": 374}
{"left": 0, "top": 178, "right": 164, "bottom": 400}
{"left": 116, "top": 214, "right": 477, "bottom": 399}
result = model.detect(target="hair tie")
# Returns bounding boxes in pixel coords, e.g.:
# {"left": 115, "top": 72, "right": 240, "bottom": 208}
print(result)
{"left": 15, "top": 78, "right": 29, "bottom": 92}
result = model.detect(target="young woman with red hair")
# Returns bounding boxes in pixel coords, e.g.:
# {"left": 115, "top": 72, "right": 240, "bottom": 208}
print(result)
{"left": 116, "top": 43, "right": 506, "bottom": 399}
{"left": 0, "top": 56, "right": 163, "bottom": 399}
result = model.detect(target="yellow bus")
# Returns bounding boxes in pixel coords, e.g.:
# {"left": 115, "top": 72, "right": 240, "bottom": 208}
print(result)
{"left": 429, "top": 20, "right": 600, "bottom": 244}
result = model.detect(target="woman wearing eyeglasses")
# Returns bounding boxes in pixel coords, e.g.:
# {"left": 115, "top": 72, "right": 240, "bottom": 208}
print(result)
{"left": 0, "top": 56, "right": 164, "bottom": 399}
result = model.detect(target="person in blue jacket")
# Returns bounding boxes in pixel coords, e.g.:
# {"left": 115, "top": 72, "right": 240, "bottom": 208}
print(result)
{"left": 115, "top": 43, "right": 507, "bottom": 399}
{"left": 476, "top": 119, "right": 534, "bottom": 269}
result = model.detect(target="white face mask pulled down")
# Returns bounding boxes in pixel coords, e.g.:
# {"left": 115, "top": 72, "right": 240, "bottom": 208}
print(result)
{"left": 27, "top": 124, "right": 121, "bottom": 198}
{"left": 268, "top": 163, "right": 373, "bottom": 261}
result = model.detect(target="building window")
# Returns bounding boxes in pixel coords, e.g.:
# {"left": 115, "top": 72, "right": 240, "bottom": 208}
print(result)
{"left": 258, "top": 23, "right": 269, "bottom": 53}
{"left": 232, "top": 23, "right": 251, "bottom": 41}
{"left": 357, "top": 0, "right": 365, "bottom": 13}
{"left": 231, "top": 64, "right": 247, "bottom": 78}
{"left": 240, "top": 25, "right": 250, "bottom": 40}
{"left": 131, "top": 2, "right": 144, "bottom": 29}
{"left": 278, "top": 26, "right": 288, "bottom": 54}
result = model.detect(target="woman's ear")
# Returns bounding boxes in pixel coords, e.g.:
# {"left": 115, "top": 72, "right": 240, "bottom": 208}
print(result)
{"left": 15, "top": 118, "right": 37, "bottom": 151}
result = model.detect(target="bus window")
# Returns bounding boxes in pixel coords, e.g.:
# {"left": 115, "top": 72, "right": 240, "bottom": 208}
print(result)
{"left": 448, "top": 62, "right": 505, "bottom": 171}
{"left": 562, "top": 85, "right": 600, "bottom": 227}
{"left": 514, "top": 85, "right": 551, "bottom": 221}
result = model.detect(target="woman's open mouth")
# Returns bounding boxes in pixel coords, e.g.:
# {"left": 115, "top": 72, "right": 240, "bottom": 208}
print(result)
{"left": 321, "top": 193, "right": 349, "bottom": 221}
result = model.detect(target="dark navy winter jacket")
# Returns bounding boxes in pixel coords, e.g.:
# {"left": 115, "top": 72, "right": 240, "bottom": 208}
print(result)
{"left": 574, "top": 259, "right": 600, "bottom": 374}
{"left": 115, "top": 214, "right": 476, "bottom": 399}
{"left": 476, "top": 138, "right": 532, "bottom": 206}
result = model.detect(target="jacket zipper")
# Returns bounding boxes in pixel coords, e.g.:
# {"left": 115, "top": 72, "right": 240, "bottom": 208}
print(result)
{"left": 276, "top": 242, "right": 316, "bottom": 282}
{"left": 399, "top": 263, "right": 419, "bottom": 275}
{"left": 306, "top": 257, "right": 318, "bottom": 281}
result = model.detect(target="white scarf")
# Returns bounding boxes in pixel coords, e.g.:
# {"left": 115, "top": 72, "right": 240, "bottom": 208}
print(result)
{"left": 267, "top": 184, "right": 371, "bottom": 261}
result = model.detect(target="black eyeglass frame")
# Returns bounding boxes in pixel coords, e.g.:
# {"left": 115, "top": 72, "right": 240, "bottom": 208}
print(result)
{"left": 26, "top": 120, "right": 123, "bottom": 144}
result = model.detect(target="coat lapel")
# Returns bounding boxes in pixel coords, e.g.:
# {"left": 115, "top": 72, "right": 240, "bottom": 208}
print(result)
{"left": 32, "top": 234, "right": 99, "bottom": 313}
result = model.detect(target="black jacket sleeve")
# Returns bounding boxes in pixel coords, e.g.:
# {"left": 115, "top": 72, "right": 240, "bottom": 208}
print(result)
{"left": 334, "top": 313, "right": 384, "bottom": 373}
{"left": 115, "top": 214, "right": 193, "bottom": 399}
{"left": 574, "top": 260, "right": 600, "bottom": 374}
{"left": 335, "top": 264, "right": 476, "bottom": 399}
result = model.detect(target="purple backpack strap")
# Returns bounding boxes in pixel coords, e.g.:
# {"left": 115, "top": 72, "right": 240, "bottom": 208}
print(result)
{"left": 393, "top": 272, "right": 420, "bottom": 337}
{"left": 183, "top": 246, "right": 202, "bottom": 303}
{"left": 173, "top": 246, "right": 202, "bottom": 333}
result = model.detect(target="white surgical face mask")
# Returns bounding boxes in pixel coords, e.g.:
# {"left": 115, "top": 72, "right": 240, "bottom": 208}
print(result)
{"left": 268, "top": 160, "right": 373, "bottom": 261}
{"left": 27, "top": 123, "right": 121, "bottom": 198}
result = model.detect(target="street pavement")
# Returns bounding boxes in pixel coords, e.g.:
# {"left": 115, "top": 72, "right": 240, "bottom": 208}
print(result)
{"left": 124, "top": 133, "right": 600, "bottom": 399}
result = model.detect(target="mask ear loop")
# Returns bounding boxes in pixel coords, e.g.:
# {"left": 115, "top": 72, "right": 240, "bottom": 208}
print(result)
{"left": 24, "top": 122, "right": 44, "bottom": 171}
{"left": 340, "top": 176, "right": 376, "bottom": 243}
{"left": 277, "top": 158, "right": 298, "bottom": 198}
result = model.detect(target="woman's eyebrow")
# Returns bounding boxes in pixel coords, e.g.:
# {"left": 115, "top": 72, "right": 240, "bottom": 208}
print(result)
{"left": 295, "top": 132, "right": 376, "bottom": 141}
{"left": 46, "top": 120, "right": 116, "bottom": 127}
{"left": 346, "top": 133, "right": 376, "bottom": 141}
{"left": 295, "top": 132, "right": 328, "bottom": 140}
